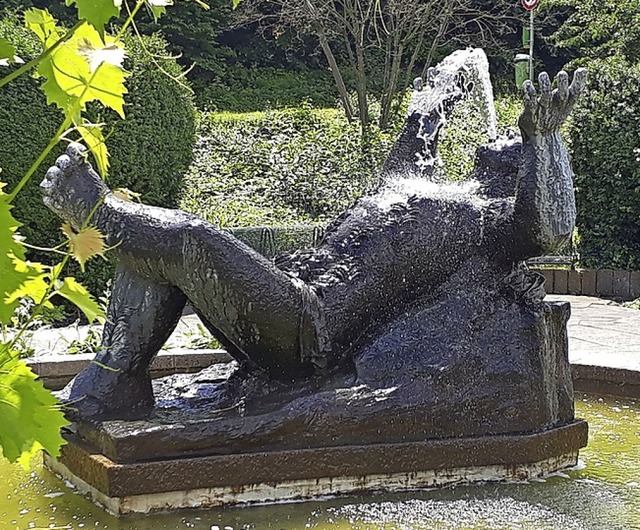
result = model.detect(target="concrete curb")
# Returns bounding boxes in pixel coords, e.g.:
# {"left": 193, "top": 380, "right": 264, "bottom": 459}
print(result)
{"left": 27, "top": 348, "right": 232, "bottom": 390}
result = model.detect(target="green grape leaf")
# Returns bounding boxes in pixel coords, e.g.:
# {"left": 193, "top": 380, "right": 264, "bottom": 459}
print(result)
{"left": 0, "top": 37, "right": 16, "bottom": 61}
{"left": 4, "top": 258, "right": 52, "bottom": 309}
{"left": 77, "top": 39, "right": 125, "bottom": 71}
{"left": 0, "top": 344, "right": 69, "bottom": 468}
{"left": 65, "top": 0, "right": 121, "bottom": 37}
{"left": 28, "top": 17, "right": 129, "bottom": 118}
{"left": 54, "top": 277, "right": 105, "bottom": 324}
{"left": 75, "top": 123, "right": 109, "bottom": 177}
{"left": 0, "top": 185, "right": 35, "bottom": 325}
{"left": 24, "top": 8, "right": 60, "bottom": 46}
{"left": 26, "top": 9, "right": 76, "bottom": 111}
{"left": 51, "top": 24, "right": 129, "bottom": 117}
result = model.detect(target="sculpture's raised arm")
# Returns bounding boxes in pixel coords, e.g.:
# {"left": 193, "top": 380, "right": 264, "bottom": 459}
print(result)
{"left": 511, "top": 69, "right": 587, "bottom": 259}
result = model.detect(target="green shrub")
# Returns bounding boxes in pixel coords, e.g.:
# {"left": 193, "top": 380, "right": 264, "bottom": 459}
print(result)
{"left": 180, "top": 106, "right": 393, "bottom": 227}
{"left": 568, "top": 58, "right": 640, "bottom": 270}
{"left": 192, "top": 66, "right": 341, "bottom": 112}
{"left": 0, "top": 19, "right": 195, "bottom": 297}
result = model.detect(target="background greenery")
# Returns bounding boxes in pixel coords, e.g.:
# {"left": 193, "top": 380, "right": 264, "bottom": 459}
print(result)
{"left": 569, "top": 58, "right": 640, "bottom": 270}
{"left": 0, "top": 18, "right": 196, "bottom": 298}
{"left": 3, "top": 0, "right": 640, "bottom": 303}
{"left": 180, "top": 106, "right": 392, "bottom": 227}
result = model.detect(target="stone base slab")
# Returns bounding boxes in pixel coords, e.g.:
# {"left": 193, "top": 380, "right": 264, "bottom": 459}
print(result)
{"left": 44, "top": 420, "right": 588, "bottom": 516}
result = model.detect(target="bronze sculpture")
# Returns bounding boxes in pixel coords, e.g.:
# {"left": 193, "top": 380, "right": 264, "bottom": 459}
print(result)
{"left": 42, "top": 55, "right": 586, "bottom": 450}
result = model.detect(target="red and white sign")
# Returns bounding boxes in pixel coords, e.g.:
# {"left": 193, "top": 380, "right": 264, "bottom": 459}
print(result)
{"left": 521, "top": 0, "right": 540, "bottom": 10}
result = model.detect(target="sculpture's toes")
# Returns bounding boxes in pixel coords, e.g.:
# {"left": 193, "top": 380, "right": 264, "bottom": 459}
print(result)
{"left": 66, "top": 142, "right": 88, "bottom": 167}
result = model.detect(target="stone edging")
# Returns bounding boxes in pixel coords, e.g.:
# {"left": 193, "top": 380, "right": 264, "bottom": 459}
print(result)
{"left": 27, "top": 348, "right": 232, "bottom": 390}
{"left": 534, "top": 268, "right": 640, "bottom": 301}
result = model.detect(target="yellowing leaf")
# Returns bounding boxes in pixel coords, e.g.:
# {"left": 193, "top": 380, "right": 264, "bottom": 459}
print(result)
{"left": 54, "top": 277, "right": 104, "bottom": 324}
{"left": 61, "top": 223, "right": 106, "bottom": 272}
{"left": 113, "top": 187, "right": 141, "bottom": 202}
{"left": 75, "top": 123, "right": 109, "bottom": 177}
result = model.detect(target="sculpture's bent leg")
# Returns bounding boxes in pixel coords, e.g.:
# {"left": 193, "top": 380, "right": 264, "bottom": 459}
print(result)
{"left": 161, "top": 219, "right": 331, "bottom": 380}
{"left": 61, "top": 264, "right": 187, "bottom": 419}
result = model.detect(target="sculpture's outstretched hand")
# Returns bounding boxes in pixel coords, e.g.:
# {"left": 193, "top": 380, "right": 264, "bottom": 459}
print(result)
{"left": 518, "top": 69, "right": 587, "bottom": 139}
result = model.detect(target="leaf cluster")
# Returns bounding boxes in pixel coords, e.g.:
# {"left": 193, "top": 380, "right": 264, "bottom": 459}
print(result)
{"left": 547, "top": 0, "right": 640, "bottom": 65}
{"left": 569, "top": 58, "right": 640, "bottom": 270}
{"left": 0, "top": 19, "right": 195, "bottom": 297}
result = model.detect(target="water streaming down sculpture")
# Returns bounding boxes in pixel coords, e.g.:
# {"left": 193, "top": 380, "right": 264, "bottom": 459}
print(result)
{"left": 41, "top": 49, "right": 588, "bottom": 515}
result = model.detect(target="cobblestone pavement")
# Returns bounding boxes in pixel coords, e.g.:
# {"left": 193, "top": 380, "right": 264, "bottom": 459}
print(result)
{"left": 547, "top": 295, "right": 640, "bottom": 370}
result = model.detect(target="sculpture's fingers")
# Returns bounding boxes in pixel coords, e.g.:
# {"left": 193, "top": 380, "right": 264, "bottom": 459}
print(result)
{"left": 538, "top": 72, "right": 552, "bottom": 106}
{"left": 554, "top": 71, "right": 569, "bottom": 103}
{"left": 66, "top": 142, "right": 88, "bottom": 167}
{"left": 522, "top": 79, "right": 536, "bottom": 111}
{"left": 569, "top": 68, "right": 587, "bottom": 99}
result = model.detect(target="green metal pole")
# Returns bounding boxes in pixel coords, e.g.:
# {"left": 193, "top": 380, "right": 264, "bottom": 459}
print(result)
{"left": 529, "top": 7, "right": 534, "bottom": 81}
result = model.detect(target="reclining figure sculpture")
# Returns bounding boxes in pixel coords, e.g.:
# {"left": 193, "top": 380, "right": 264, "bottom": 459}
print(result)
{"left": 42, "top": 55, "right": 586, "bottom": 447}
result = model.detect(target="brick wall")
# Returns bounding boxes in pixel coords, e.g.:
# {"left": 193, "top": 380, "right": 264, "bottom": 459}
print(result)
{"left": 535, "top": 269, "right": 640, "bottom": 301}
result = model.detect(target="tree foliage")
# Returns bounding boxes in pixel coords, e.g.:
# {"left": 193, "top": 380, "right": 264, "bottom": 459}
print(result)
{"left": 236, "top": 0, "right": 521, "bottom": 130}
{"left": 547, "top": 0, "right": 640, "bottom": 64}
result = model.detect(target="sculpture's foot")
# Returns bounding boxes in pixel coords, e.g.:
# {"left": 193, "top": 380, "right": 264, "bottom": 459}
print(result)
{"left": 59, "top": 363, "right": 155, "bottom": 422}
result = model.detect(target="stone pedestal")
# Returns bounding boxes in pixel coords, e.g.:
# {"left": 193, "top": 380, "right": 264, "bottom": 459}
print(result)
{"left": 45, "top": 420, "right": 587, "bottom": 516}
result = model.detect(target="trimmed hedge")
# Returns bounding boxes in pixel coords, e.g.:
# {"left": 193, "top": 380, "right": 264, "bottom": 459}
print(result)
{"left": 192, "top": 67, "right": 342, "bottom": 112}
{"left": 180, "top": 106, "right": 393, "bottom": 227}
{"left": 0, "top": 19, "right": 195, "bottom": 296}
{"left": 569, "top": 58, "right": 640, "bottom": 270}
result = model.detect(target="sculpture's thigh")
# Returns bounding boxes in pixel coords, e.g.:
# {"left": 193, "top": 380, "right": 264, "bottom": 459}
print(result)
{"left": 62, "top": 264, "right": 187, "bottom": 419}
